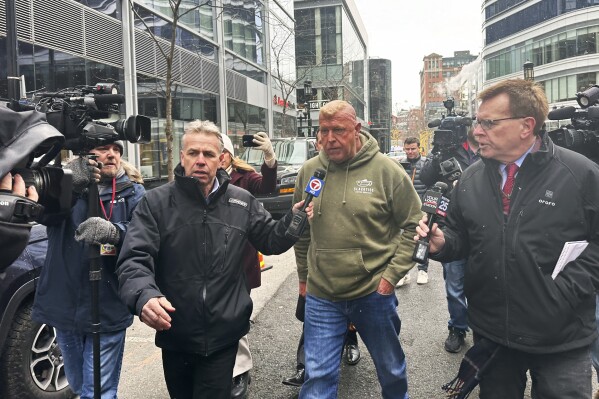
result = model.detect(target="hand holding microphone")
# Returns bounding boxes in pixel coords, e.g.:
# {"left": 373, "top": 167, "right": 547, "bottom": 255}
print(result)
{"left": 412, "top": 182, "right": 450, "bottom": 263}
{"left": 286, "top": 168, "right": 326, "bottom": 239}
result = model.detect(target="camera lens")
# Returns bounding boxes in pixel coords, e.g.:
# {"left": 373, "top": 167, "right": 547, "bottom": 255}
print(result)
{"left": 12, "top": 168, "right": 47, "bottom": 202}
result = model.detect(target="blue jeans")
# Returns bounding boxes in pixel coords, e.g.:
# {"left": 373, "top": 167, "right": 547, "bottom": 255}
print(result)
{"left": 591, "top": 294, "right": 599, "bottom": 382}
{"left": 300, "top": 292, "right": 409, "bottom": 399}
{"left": 56, "top": 329, "right": 126, "bottom": 399}
{"left": 442, "top": 259, "right": 468, "bottom": 331}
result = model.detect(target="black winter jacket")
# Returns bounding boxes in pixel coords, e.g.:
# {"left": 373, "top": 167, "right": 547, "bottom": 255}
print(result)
{"left": 403, "top": 156, "right": 428, "bottom": 198}
{"left": 432, "top": 133, "right": 599, "bottom": 354}
{"left": 116, "top": 166, "right": 296, "bottom": 355}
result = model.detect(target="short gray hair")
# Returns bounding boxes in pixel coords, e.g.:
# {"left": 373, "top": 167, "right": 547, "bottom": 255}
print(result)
{"left": 183, "top": 120, "right": 223, "bottom": 151}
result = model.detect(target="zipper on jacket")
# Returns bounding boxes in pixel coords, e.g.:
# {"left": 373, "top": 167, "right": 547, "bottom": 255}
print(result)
{"left": 202, "top": 209, "right": 208, "bottom": 355}
{"left": 202, "top": 283, "right": 208, "bottom": 356}
{"left": 223, "top": 227, "right": 230, "bottom": 271}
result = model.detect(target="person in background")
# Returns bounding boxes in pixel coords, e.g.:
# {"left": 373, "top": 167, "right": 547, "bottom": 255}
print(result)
{"left": 116, "top": 120, "right": 311, "bottom": 399}
{"left": 32, "top": 141, "right": 145, "bottom": 399}
{"left": 294, "top": 100, "right": 422, "bottom": 399}
{"left": 420, "top": 125, "right": 479, "bottom": 353}
{"left": 220, "top": 132, "right": 278, "bottom": 399}
{"left": 416, "top": 79, "right": 599, "bottom": 398}
{"left": 396, "top": 136, "right": 429, "bottom": 287}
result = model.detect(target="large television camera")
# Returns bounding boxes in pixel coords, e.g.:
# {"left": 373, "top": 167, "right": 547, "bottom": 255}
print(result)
{"left": 427, "top": 97, "right": 472, "bottom": 181}
{"left": 2, "top": 83, "right": 151, "bottom": 216}
{"left": 547, "top": 85, "right": 599, "bottom": 163}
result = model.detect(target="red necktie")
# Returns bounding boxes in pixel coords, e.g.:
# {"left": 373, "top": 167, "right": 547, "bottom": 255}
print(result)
{"left": 502, "top": 163, "right": 519, "bottom": 214}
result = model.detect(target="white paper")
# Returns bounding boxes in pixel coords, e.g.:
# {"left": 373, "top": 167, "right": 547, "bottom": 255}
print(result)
{"left": 551, "top": 240, "right": 589, "bottom": 279}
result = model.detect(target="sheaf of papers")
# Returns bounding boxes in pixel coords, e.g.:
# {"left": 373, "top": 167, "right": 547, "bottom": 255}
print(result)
{"left": 551, "top": 240, "right": 589, "bottom": 280}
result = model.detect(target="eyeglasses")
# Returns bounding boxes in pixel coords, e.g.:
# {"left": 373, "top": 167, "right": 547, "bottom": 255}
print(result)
{"left": 473, "top": 116, "right": 526, "bottom": 131}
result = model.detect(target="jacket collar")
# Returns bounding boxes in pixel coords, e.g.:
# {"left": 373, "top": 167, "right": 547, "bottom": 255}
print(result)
{"left": 174, "top": 164, "right": 231, "bottom": 204}
{"left": 481, "top": 130, "right": 553, "bottom": 170}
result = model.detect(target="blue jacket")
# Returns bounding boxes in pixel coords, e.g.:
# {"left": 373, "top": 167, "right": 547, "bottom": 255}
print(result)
{"left": 32, "top": 173, "right": 145, "bottom": 333}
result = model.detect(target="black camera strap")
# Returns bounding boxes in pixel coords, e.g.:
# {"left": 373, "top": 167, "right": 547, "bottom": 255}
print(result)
{"left": 0, "top": 192, "right": 43, "bottom": 223}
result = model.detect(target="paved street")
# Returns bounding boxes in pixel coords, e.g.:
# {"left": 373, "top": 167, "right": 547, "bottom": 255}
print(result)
{"left": 118, "top": 249, "right": 596, "bottom": 398}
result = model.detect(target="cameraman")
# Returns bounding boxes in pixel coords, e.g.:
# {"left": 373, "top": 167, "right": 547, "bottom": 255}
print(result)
{"left": 396, "top": 136, "right": 430, "bottom": 286}
{"left": 32, "top": 141, "right": 145, "bottom": 398}
{"left": 0, "top": 172, "right": 39, "bottom": 269}
{"left": 420, "top": 125, "right": 479, "bottom": 353}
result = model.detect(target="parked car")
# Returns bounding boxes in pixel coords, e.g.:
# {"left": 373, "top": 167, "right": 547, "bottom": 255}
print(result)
{"left": 386, "top": 150, "right": 407, "bottom": 162}
{"left": 0, "top": 224, "right": 73, "bottom": 398}
{"left": 239, "top": 137, "right": 318, "bottom": 219}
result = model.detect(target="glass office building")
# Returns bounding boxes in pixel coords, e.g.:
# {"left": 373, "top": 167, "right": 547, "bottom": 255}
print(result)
{"left": 294, "top": 0, "right": 368, "bottom": 135}
{"left": 482, "top": 0, "right": 599, "bottom": 106}
{"left": 0, "top": 0, "right": 297, "bottom": 183}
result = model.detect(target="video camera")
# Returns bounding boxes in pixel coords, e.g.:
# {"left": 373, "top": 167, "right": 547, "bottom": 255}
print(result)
{"left": 2, "top": 83, "right": 151, "bottom": 216}
{"left": 547, "top": 85, "right": 599, "bottom": 163}
{"left": 427, "top": 97, "right": 472, "bottom": 182}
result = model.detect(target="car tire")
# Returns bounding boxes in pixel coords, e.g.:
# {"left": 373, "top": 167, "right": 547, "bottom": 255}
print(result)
{"left": 0, "top": 301, "right": 74, "bottom": 399}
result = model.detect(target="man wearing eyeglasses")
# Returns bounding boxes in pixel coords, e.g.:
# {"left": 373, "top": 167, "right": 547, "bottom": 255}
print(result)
{"left": 415, "top": 79, "right": 599, "bottom": 398}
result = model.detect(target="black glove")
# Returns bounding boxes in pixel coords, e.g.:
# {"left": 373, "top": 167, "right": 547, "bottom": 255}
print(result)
{"left": 66, "top": 158, "right": 100, "bottom": 193}
{"left": 75, "top": 217, "right": 120, "bottom": 245}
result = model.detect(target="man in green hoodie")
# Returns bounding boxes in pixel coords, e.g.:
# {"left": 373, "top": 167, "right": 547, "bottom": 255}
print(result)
{"left": 293, "top": 100, "right": 422, "bottom": 399}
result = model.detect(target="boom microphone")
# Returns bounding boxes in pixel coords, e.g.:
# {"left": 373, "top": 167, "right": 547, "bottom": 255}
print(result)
{"left": 428, "top": 119, "right": 442, "bottom": 128}
{"left": 412, "top": 181, "right": 450, "bottom": 263}
{"left": 286, "top": 168, "right": 326, "bottom": 239}
{"left": 548, "top": 106, "right": 576, "bottom": 121}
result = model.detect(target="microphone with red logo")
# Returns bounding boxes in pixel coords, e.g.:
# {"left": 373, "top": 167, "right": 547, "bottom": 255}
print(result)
{"left": 285, "top": 168, "right": 326, "bottom": 239}
{"left": 412, "top": 182, "right": 450, "bottom": 263}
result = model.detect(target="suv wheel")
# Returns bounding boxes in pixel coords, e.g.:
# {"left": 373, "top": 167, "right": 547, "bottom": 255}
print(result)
{"left": 0, "top": 301, "right": 73, "bottom": 398}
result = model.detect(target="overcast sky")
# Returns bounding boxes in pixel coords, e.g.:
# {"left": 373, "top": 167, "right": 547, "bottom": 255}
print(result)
{"left": 353, "top": 0, "right": 483, "bottom": 112}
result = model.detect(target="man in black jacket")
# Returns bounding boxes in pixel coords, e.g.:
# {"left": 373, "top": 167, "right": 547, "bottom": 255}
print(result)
{"left": 420, "top": 128, "right": 479, "bottom": 353}
{"left": 396, "top": 136, "right": 430, "bottom": 286}
{"left": 416, "top": 79, "right": 599, "bottom": 398}
{"left": 116, "top": 120, "right": 311, "bottom": 399}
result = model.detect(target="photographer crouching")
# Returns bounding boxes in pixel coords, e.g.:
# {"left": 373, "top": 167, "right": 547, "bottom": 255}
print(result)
{"left": 31, "top": 141, "right": 146, "bottom": 398}
{"left": 420, "top": 102, "right": 479, "bottom": 354}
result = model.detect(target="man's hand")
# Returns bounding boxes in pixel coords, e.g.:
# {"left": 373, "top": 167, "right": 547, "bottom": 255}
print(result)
{"left": 414, "top": 214, "right": 445, "bottom": 254}
{"left": 291, "top": 200, "right": 314, "bottom": 220}
{"left": 75, "top": 217, "right": 120, "bottom": 245}
{"left": 0, "top": 173, "right": 38, "bottom": 202}
{"left": 299, "top": 281, "right": 307, "bottom": 298}
{"left": 254, "top": 132, "right": 276, "bottom": 168}
{"left": 376, "top": 278, "right": 394, "bottom": 295}
{"left": 141, "top": 297, "right": 176, "bottom": 331}
{"left": 66, "top": 157, "right": 101, "bottom": 193}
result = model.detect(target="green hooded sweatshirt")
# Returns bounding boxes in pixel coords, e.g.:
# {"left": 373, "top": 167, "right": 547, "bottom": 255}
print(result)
{"left": 293, "top": 131, "right": 422, "bottom": 301}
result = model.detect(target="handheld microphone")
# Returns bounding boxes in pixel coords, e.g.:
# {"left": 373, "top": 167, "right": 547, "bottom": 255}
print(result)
{"left": 285, "top": 168, "right": 326, "bottom": 239}
{"left": 412, "top": 181, "right": 450, "bottom": 263}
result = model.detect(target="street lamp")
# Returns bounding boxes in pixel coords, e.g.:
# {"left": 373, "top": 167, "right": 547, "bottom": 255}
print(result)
{"left": 523, "top": 61, "right": 534, "bottom": 81}
{"left": 304, "top": 80, "right": 313, "bottom": 136}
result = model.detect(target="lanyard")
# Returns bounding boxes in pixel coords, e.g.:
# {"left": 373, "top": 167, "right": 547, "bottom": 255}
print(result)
{"left": 99, "top": 177, "right": 116, "bottom": 221}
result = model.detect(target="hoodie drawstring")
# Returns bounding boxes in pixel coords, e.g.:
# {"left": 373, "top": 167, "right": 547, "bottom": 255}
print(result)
{"left": 342, "top": 162, "right": 350, "bottom": 205}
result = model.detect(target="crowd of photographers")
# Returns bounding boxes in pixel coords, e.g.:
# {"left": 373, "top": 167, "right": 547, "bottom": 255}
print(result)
{"left": 2, "top": 77, "right": 599, "bottom": 399}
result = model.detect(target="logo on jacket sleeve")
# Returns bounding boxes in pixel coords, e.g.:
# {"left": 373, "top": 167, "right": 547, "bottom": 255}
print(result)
{"left": 354, "top": 179, "right": 374, "bottom": 194}
{"left": 229, "top": 198, "right": 248, "bottom": 207}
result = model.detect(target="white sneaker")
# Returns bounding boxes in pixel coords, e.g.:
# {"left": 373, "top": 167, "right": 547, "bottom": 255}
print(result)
{"left": 396, "top": 273, "right": 411, "bottom": 288}
{"left": 417, "top": 270, "right": 429, "bottom": 285}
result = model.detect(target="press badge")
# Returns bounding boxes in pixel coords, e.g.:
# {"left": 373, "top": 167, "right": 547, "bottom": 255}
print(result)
{"left": 100, "top": 244, "right": 117, "bottom": 256}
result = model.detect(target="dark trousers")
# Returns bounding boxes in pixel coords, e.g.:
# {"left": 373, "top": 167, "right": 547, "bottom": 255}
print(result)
{"left": 161, "top": 343, "right": 238, "bottom": 399}
{"left": 477, "top": 337, "right": 591, "bottom": 399}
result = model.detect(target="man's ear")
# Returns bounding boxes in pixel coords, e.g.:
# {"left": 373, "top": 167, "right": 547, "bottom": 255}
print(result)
{"left": 521, "top": 116, "right": 536, "bottom": 139}
{"left": 219, "top": 152, "right": 224, "bottom": 163}
{"left": 355, "top": 122, "right": 362, "bottom": 135}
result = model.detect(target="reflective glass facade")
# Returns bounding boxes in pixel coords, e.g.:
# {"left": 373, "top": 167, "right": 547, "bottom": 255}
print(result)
{"left": 485, "top": 0, "right": 599, "bottom": 45}
{"left": 294, "top": 3, "right": 367, "bottom": 120}
{"left": 223, "top": 0, "right": 265, "bottom": 66}
{"left": 486, "top": 25, "right": 599, "bottom": 80}
{"left": 541, "top": 72, "right": 598, "bottom": 102}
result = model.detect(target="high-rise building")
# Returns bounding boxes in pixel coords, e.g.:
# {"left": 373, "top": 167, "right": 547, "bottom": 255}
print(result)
{"left": 294, "top": 0, "right": 368, "bottom": 136}
{"left": 420, "top": 50, "right": 478, "bottom": 122}
{"left": 481, "top": 1, "right": 599, "bottom": 108}
{"left": 0, "top": 0, "right": 297, "bottom": 183}
{"left": 368, "top": 58, "right": 391, "bottom": 153}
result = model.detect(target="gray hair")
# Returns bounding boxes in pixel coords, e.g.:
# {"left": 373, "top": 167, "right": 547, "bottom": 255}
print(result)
{"left": 183, "top": 120, "right": 224, "bottom": 151}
